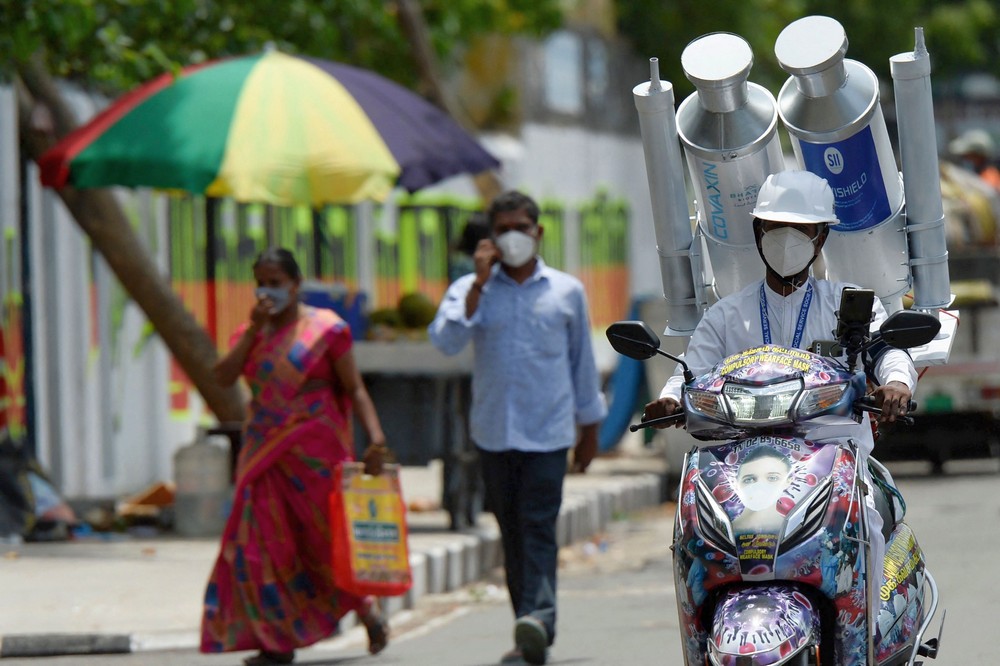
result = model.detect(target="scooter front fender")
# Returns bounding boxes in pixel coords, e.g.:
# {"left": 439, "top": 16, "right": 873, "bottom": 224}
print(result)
{"left": 709, "top": 584, "right": 820, "bottom": 666}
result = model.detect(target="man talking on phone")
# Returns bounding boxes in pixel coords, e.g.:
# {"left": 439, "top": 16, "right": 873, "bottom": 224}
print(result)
{"left": 428, "top": 190, "right": 606, "bottom": 666}
{"left": 642, "top": 170, "right": 916, "bottom": 636}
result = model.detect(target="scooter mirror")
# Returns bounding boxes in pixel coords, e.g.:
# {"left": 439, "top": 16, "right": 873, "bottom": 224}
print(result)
{"left": 606, "top": 320, "right": 661, "bottom": 360}
{"left": 879, "top": 310, "right": 941, "bottom": 349}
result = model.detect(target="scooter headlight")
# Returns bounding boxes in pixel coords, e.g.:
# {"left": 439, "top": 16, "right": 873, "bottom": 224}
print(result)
{"left": 722, "top": 379, "right": 801, "bottom": 425}
{"left": 796, "top": 382, "right": 849, "bottom": 419}
{"left": 687, "top": 389, "right": 727, "bottom": 420}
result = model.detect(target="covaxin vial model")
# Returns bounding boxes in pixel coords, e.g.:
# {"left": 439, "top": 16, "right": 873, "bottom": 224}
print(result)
{"left": 677, "top": 32, "right": 784, "bottom": 299}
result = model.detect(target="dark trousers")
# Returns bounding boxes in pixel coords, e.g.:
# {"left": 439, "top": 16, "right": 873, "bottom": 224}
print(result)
{"left": 477, "top": 446, "right": 567, "bottom": 644}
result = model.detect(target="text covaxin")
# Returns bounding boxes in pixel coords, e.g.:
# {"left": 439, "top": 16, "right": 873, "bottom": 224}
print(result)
{"left": 676, "top": 32, "right": 783, "bottom": 298}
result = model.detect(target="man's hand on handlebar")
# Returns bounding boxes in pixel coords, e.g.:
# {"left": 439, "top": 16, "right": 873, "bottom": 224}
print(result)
{"left": 642, "top": 397, "right": 684, "bottom": 429}
{"left": 872, "top": 381, "right": 912, "bottom": 424}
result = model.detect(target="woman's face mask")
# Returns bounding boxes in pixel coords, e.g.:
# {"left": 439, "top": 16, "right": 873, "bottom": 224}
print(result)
{"left": 495, "top": 229, "right": 537, "bottom": 268}
{"left": 256, "top": 285, "right": 292, "bottom": 314}
{"left": 759, "top": 226, "right": 821, "bottom": 277}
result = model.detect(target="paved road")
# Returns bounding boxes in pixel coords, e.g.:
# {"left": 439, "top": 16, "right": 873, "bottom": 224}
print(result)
{"left": 2, "top": 458, "right": 995, "bottom": 665}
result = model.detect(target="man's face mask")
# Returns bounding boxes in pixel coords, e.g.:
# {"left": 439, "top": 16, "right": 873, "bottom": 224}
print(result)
{"left": 256, "top": 286, "right": 292, "bottom": 314}
{"left": 495, "top": 229, "right": 537, "bottom": 268}
{"left": 759, "top": 226, "right": 821, "bottom": 277}
{"left": 736, "top": 457, "right": 790, "bottom": 512}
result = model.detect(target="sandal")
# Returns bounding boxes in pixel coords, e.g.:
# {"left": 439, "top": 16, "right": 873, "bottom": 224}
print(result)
{"left": 243, "top": 650, "right": 295, "bottom": 665}
{"left": 359, "top": 597, "right": 390, "bottom": 655}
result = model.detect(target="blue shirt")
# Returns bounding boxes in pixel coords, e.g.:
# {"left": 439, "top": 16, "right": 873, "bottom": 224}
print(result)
{"left": 428, "top": 259, "right": 607, "bottom": 453}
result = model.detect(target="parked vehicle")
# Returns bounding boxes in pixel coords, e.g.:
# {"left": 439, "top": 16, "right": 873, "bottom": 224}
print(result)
{"left": 607, "top": 305, "right": 944, "bottom": 665}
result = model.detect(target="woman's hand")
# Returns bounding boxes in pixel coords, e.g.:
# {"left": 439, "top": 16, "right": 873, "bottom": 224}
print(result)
{"left": 362, "top": 442, "right": 387, "bottom": 476}
{"left": 250, "top": 295, "right": 271, "bottom": 330}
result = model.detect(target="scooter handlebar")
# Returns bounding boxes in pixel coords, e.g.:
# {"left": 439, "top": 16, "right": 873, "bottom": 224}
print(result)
{"left": 629, "top": 413, "right": 685, "bottom": 432}
{"left": 856, "top": 396, "right": 917, "bottom": 425}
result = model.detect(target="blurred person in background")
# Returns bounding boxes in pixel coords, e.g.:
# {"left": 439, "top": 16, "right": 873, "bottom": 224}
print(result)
{"left": 949, "top": 128, "right": 1000, "bottom": 191}
{"left": 943, "top": 128, "right": 1000, "bottom": 246}
{"left": 428, "top": 190, "right": 607, "bottom": 665}
{"left": 202, "top": 247, "right": 390, "bottom": 666}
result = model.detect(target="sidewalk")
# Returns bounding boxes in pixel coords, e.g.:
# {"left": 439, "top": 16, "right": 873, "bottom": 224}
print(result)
{"left": 0, "top": 444, "right": 669, "bottom": 658}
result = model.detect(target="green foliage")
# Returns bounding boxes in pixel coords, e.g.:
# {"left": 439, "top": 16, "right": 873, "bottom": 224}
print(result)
{"left": 922, "top": 0, "right": 999, "bottom": 74}
{"left": 615, "top": 0, "right": 999, "bottom": 96}
{"left": 4, "top": 0, "right": 562, "bottom": 95}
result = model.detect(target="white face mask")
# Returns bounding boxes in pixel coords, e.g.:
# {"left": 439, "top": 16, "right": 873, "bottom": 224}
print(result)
{"left": 759, "top": 226, "right": 820, "bottom": 277}
{"left": 736, "top": 456, "right": 790, "bottom": 511}
{"left": 256, "top": 286, "right": 292, "bottom": 314}
{"left": 739, "top": 482, "right": 785, "bottom": 512}
{"left": 495, "top": 230, "right": 537, "bottom": 268}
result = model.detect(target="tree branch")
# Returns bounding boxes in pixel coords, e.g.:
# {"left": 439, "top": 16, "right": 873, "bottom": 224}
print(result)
{"left": 394, "top": 0, "right": 503, "bottom": 203}
{"left": 15, "top": 55, "right": 247, "bottom": 424}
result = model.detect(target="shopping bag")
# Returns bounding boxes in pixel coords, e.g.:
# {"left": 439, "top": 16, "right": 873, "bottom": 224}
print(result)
{"left": 330, "top": 462, "right": 412, "bottom": 597}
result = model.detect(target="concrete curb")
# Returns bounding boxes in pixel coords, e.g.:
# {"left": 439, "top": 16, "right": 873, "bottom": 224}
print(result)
{"left": 0, "top": 634, "right": 131, "bottom": 658}
{"left": 0, "top": 468, "right": 667, "bottom": 658}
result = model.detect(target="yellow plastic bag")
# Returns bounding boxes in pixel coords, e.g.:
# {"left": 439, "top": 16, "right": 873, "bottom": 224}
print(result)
{"left": 329, "top": 462, "right": 412, "bottom": 597}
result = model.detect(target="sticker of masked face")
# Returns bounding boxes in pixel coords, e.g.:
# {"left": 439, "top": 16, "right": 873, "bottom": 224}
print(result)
{"left": 732, "top": 446, "right": 792, "bottom": 534}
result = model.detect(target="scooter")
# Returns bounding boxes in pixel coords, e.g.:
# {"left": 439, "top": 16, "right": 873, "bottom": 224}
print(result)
{"left": 607, "top": 301, "right": 945, "bottom": 665}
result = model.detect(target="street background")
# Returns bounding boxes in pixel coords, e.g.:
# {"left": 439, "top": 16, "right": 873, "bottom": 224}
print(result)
{"left": 0, "top": 452, "right": 996, "bottom": 665}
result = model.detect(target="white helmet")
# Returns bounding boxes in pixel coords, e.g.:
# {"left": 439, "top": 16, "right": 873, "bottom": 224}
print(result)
{"left": 752, "top": 170, "right": 840, "bottom": 226}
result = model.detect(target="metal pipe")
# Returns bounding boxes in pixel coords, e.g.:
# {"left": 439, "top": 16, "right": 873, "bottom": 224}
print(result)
{"left": 633, "top": 58, "right": 703, "bottom": 335}
{"left": 891, "top": 28, "right": 952, "bottom": 311}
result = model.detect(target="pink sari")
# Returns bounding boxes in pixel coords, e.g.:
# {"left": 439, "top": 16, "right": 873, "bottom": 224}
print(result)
{"left": 200, "top": 307, "right": 364, "bottom": 654}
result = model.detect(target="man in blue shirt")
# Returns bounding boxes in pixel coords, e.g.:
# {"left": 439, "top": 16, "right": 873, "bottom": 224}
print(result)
{"left": 428, "top": 190, "right": 607, "bottom": 665}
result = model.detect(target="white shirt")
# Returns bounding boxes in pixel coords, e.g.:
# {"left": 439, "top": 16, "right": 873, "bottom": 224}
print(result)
{"left": 660, "top": 277, "right": 917, "bottom": 401}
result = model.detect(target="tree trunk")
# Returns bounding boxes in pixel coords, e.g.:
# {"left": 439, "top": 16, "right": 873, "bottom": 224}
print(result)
{"left": 15, "top": 56, "right": 247, "bottom": 424}
{"left": 394, "top": 0, "right": 504, "bottom": 204}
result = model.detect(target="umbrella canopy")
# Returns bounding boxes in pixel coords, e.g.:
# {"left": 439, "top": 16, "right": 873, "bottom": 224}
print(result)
{"left": 38, "top": 50, "right": 500, "bottom": 206}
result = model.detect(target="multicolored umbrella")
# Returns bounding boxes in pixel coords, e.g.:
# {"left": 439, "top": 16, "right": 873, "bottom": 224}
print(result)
{"left": 38, "top": 49, "right": 500, "bottom": 206}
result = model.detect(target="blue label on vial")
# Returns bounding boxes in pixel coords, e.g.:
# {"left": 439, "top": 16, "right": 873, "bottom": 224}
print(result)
{"left": 798, "top": 125, "right": 891, "bottom": 232}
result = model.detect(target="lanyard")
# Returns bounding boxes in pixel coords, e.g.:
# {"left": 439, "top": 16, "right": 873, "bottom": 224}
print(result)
{"left": 759, "top": 281, "right": 813, "bottom": 348}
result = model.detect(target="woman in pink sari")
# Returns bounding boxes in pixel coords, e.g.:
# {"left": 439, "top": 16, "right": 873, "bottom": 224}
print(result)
{"left": 201, "top": 248, "right": 389, "bottom": 666}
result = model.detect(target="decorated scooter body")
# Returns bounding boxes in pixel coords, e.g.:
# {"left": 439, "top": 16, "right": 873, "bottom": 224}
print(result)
{"left": 607, "top": 315, "right": 944, "bottom": 666}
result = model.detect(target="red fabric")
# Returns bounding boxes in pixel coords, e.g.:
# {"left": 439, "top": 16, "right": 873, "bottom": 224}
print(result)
{"left": 200, "top": 307, "right": 364, "bottom": 654}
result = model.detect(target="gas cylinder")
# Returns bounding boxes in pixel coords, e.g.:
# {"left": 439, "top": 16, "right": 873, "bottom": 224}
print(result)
{"left": 775, "top": 15, "right": 910, "bottom": 312}
{"left": 173, "top": 429, "right": 232, "bottom": 537}
{"left": 676, "top": 32, "right": 784, "bottom": 298}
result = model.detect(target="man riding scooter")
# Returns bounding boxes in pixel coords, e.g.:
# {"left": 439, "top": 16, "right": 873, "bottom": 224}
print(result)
{"left": 643, "top": 169, "right": 915, "bottom": 629}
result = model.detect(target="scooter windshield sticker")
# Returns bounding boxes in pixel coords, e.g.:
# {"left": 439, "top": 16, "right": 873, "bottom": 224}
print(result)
{"left": 798, "top": 125, "right": 892, "bottom": 232}
{"left": 695, "top": 344, "right": 848, "bottom": 389}
{"left": 699, "top": 437, "right": 836, "bottom": 574}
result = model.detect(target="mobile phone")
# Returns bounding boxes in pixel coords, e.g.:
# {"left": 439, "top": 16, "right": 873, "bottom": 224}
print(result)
{"left": 835, "top": 288, "right": 875, "bottom": 338}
